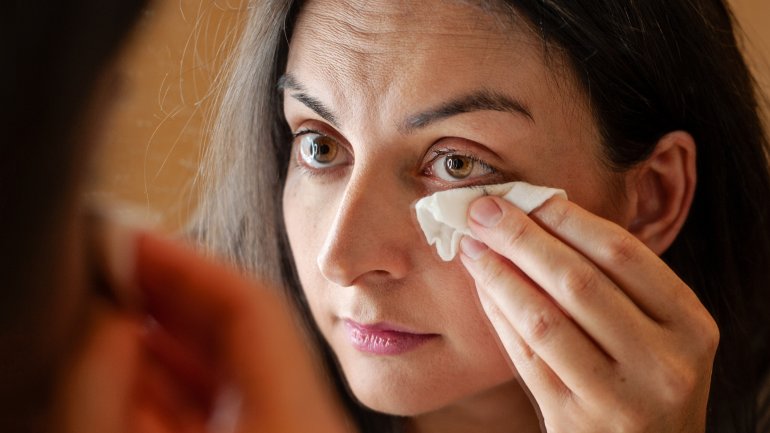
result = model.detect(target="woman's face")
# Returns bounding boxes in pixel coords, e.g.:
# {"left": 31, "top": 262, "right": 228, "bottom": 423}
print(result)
{"left": 282, "top": 0, "right": 627, "bottom": 416}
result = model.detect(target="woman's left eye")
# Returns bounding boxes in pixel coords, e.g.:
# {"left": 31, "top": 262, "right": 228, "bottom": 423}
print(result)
{"left": 427, "top": 151, "right": 496, "bottom": 182}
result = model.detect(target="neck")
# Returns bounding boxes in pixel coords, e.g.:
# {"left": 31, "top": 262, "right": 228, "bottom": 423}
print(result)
{"left": 404, "top": 380, "right": 541, "bottom": 433}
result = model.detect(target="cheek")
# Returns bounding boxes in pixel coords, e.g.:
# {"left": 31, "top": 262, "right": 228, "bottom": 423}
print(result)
{"left": 283, "top": 165, "right": 340, "bottom": 248}
{"left": 438, "top": 265, "right": 510, "bottom": 361}
{"left": 283, "top": 172, "right": 325, "bottom": 287}
{"left": 526, "top": 138, "right": 626, "bottom": 222}
{"left": 282, "top": 169, "right": 343, "bottom": 320}
{"left": 560, "top": 167, "right": 629, "bottom": 223}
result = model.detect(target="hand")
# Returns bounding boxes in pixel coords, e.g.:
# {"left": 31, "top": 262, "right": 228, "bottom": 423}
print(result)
{"left": 459, "top": 196, "right": 718, "bottom": 433}
{"left": 54, "top": 231, "right": 350, "bottom": 433}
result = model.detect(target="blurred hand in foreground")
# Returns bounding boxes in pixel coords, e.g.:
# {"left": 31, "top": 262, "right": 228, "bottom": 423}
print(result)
{"left": 53, "top": 230, "right": 350, "bottom": 433}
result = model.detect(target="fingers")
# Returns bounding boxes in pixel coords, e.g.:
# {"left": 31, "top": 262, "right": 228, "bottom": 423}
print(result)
{"left": 461, "top": 240, "right": 614, "bottom": 400}
{"left": 458, "top": 196, "right": 717, "bottom": 431}
{"left": 135, "top": 233, "right": 302, "bottom": 388}
{"left": 132, "top": 232, "right": 352, "bottom": 433}
{"left": 529, "top": 197, "right": 709, "bottom": 328}
{"left": 142, "top": 324, "right": 217, "bottom": 413}
{"left": 134, "top": 232, "right": 277, "bottom": 352}
{"left": 54, "top": 304, "right": 143, "bottom": 433}
{"left": 475, "top": 277, "right": 567, "bottom": 406}
{"left": 52, "top": 298, "right": 219, "bottom": 433}
{"left": 135, "top": 342, "right": 209, "bottom": 433}
{"left": 465, "top": 197, "right": 660, "bottom": 363}
{"left": 134, "top": 233, "right": 312, "bottom": 377}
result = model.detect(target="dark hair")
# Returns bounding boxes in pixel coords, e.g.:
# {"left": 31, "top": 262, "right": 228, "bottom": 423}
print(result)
{"left": 5, "top": 0, "right": 147, "bottom": 430}
{"left": 505, "top": 2, "right": 770, "bottom": 431}
{"left": 195, "top": 0, "right": 770, "bottom": 432}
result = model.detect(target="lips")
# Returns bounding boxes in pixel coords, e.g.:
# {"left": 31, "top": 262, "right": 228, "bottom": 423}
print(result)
{"left": 343, "top": 319, "right": 438, "bottom": 355}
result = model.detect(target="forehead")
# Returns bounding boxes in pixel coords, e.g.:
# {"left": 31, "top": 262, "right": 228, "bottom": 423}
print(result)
{"left": 286, "top": 0, "right": 588, "bottom": 142}
{"left": 294, "top": 0, "right": 521, "bottom": 49}
{"left": 291, "top": 2, "right": 549, "bottom": 90}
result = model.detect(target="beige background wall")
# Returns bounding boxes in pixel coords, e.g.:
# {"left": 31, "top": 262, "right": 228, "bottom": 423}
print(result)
{"left": 91, "top": 0, "right": 770, "bottom": 233}
{"left": 90, "top": 0, "right": 247, "bottom": 231}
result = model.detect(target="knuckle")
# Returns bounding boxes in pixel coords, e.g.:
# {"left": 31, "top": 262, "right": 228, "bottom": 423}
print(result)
{"left": 680, "top": 302, "right": 721, "bottom": 358}
{"left": 477, "top": 256, "right": 510, "bottom": 292}
{"left": 703, "top": 318, "right": 721, "bottom": 355}
{"left": 542, "top": 197, "right": 572, "bottom": 232}
{"left": 600, "top": 230, "right": 639, "bottom": 266}
{"left": 508, "top": 332, "right": 537, "bottom": 361}
{"left": 499, "top": 216, "right": 531, "bottom": 251}
{"left": 654, "top": 356, "right": 699, "bottom": 405}
{"left": 559, "top": 265, "right": 597, "bottom": 300}
{"left": 481, "top": 299, "right": 505, "bottom": 322}
{"left": 521, "top": 308, "right": 560, "bottom": 343}
{"left": 696, "top": 312, "right": 721, "bottom": 356}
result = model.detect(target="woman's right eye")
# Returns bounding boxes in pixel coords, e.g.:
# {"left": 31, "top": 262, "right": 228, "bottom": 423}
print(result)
{"left": 294, "top": 131, "right": 347, "bottom": 169}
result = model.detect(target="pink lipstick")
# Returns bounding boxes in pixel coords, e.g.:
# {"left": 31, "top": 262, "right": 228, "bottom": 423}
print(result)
{"left": 344, "top": 320, "right": 438, "bottom": 355}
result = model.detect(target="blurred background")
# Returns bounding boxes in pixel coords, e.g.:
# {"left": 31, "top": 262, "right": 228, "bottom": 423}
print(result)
{"left": 88, "top": 0, "right": 246, "bottom": 231}
{"left": 89, "top": 0, "right": 770, "bottom": 233}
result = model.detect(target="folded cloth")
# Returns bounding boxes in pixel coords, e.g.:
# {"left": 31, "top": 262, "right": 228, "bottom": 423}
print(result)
{"left": 415, "top": 181, "right": 567, "bottom": 261}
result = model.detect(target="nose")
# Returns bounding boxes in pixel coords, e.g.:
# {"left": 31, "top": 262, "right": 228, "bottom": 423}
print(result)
{"left": 316, "top": 169, "right": 413, "bottom": 287}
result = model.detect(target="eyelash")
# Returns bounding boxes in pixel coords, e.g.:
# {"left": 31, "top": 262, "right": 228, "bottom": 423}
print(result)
{"left": 423, "top": 148, "right": 496, "bottom": 175}
{"left": 291, "top": 129, "right": 499, "bottom": 184}
{"left": 292, "top": 128, "right": 321, "bottom": 140}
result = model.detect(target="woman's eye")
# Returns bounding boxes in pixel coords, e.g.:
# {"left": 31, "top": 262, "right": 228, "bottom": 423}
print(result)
{"left": 429, "top": 152, "right": 494, "bottom": 182}
{"left": 296, "top": 132, "right": 344, "bottom": 168}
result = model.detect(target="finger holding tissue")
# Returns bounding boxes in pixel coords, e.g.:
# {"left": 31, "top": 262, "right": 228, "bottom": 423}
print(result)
{"left": 415, "top": 181, "right": 567, "bottom": 260}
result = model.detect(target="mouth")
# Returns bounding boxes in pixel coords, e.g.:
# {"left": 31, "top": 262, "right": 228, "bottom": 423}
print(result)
{"left": 343, "top": 319, "right": 439, "bottom": 356}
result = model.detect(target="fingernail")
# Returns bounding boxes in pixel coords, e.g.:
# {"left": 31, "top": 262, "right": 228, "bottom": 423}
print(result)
{"left": 460, "top": 236, "right": 488, "bottom": 260}
{"left": 101, "top": 223, "right": 143, "bottom": 310}
{"left": 86, "top": 206, "right": 143, "bottom": 310}
{"left": 469, "top": 197, "right": 503, "bottom": 227}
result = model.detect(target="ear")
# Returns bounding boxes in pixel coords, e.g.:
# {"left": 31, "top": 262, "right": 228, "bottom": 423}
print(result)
{"left": 626, "top": 131, "right": 697, "bottom": 255}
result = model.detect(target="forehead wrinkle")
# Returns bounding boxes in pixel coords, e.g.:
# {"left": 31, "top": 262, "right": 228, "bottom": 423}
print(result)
{"left": 299, "top": 1, "right": 404, "bottom": 55}
{"left": 294, "top": 8, "right": 386, "bottom": 93}
{"left": 299, "top": 0, "right": 520, "bottom": 55}
{"left": 293, "top": 3, "right": 527, "bottom": 105}
{"left": 292, "top": 6, "right": 420, "bottom": 115}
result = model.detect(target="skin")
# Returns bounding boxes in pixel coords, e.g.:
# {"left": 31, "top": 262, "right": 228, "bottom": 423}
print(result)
{"left": 52, "top": 230, "right": 351, "bottom": 433}
{"left": 40, "top": 67, "right": 349, "bottom": 433}
{"left": 282, "top": 1, "right": 717, "bottom": 432}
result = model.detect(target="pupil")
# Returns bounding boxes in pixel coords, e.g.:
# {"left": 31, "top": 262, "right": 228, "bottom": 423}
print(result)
{"left": 447, "top": 157, "right": 464, "bottom": 170}
{"left": 444, "top": 155, "right": 472, "bottom": 179}
{"left": 311, "top": 142, "right": 330, "bottom": 156}
{"left": 308, "top": 136, "right": 337, "bottom": 163}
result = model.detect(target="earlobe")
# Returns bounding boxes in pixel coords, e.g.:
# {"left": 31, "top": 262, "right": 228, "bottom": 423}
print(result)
{"left": 627, "top": 131, "right": 697, "bottom": 255}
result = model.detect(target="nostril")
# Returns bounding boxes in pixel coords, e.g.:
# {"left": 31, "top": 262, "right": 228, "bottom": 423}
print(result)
{"left": 317, "top": 246, "right": 402, "bottom": 287}
{"left": 316, "top": 250, "right": 355, "bottom": 287}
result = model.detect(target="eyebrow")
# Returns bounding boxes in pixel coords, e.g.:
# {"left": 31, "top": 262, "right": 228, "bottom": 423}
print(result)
{"left": 277, "top": 73, "right": 533, "bottom": 133}
{"left": 277, "top": 73, "right": 340, "bottom": 127}
{"left": 402, "top": 89, "right": 533, "bottom": 133}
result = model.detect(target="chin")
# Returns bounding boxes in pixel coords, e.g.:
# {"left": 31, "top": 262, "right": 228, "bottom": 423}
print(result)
{"left": 341, "top": 363, "right": 474, "bottom": 417}
{"left": 351, "top": 384, "right": 444, "bottom": 417}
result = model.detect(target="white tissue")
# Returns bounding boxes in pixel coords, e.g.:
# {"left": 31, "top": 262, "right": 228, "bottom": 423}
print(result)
{"left": 415, "top": 181, "right": 567, "bottom": 261}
